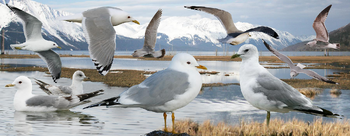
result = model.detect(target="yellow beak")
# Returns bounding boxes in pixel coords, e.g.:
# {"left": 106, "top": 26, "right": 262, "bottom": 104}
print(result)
{"left": 196, "top": 65, "right": 207, "bottom": 70}
{"left": 14, "top": 47, "right": 23, "bottom": 50}
{"left": 132, "top": 20, "right": 140, "bottom": 25}
{"left": 5, "top": 84, "right": 15, "bottom": 87}
{"left": 57, "top": 46, "right": 62, "bottom": 49}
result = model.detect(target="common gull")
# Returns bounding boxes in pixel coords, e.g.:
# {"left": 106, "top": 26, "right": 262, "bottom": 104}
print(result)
{"left": 306, "top": 5, "right": 340, "bottom": 49}
{"left": 35, "top": 70, "right": 89, "bottom": 96}
{"left": 184, "top": 6, "right": 279, "bottom": 45}
{"left": 7, "top": 4, "right": 62, "bottom": 83}
{"left": 84, "top": 53, "right": 207, "bottom": 133}
{"left": 132, "top": 9, "right": 166, "bottom": 58}
{"left": 62, "top": 7, "right": 140, "bottom": 75}
{"left": 263, "top": 39, "right": 338, "bottom": 84}
{"left": 6, "top": 76, "right": 104, "bottom": 112}
{"left": 234, "top": 44, "right": 340, "bottom": 126}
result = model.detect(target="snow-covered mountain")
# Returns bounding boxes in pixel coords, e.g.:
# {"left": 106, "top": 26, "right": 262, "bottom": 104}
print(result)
{"left": 0, "top": 0, "right": 314, "bottom": 51}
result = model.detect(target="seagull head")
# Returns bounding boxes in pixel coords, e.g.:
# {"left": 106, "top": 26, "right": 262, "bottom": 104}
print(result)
{"left": 290, "top": 71, "right": 299, "bottom": 78}
{"left": 232, "top": 44, "right": 259, "bottom": 60}
{"left": 109, "top": 8, "right": 140, "bottom": 26}
{"left": 168, "top": 53, "right": 207, "bottom": 71}
{"left": 305, "top": 40, "right": 316, "bottom": 46}
{"left": 73, "top": 70, "right": 89, "bottom": 81}
{"left": 5, "top": 76, "right": 32, "bottom": 91}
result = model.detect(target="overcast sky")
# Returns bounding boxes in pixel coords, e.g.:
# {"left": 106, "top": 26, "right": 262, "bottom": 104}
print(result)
{"left": 33, "top": 0, "right": 350, "bottom": 36}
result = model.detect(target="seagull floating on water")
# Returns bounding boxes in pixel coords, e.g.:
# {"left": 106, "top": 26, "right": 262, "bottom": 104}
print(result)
{"left": 234, "top": 44, "right": 340, "bottom": 126}
{"left": 7, "top": 4, "right": 62, "bottom": 83}
{"left": 184, "top": 6, "right": 279, "bottom": 45}
{"left": 132, "top": 9, "right": 166, "bottom": 58}
{"left": 62, "top": 7, "right": 140, "bottom": 75}
{"left": 84, "top": 53, "right": 207, "bottom": 133}
{"left": 6, "top": 76, "right": 104, "bottom": 112}
{"left": 306, "top": 4, "right": 340, "bottom": 49}
{"left": 263, "top": 39, "right": 338, "bottom": 84}
{"left": 35, "top": 70, "right": 89, "bottom": 96}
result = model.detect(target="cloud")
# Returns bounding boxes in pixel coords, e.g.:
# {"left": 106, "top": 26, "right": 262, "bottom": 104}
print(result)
{"left": 240, "top": 15, "right": 249, "bottom": 19}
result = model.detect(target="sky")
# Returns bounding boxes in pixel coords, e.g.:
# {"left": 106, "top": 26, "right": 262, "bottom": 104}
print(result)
{"left": 33, "top": 0, "right": 350, "bottom": 36}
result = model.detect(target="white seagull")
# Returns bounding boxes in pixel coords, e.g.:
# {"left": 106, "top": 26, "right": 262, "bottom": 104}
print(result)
{"left": 83, "top": 53, "right": 207, "bottom": 133}
{"left": 184, "top": 6, "right": 279, "bottom": 45}
{"left": 263, "top": 39, "right": 338, "bottom": 84}
{"left": 306, "top": 5, "right": 340, "bottom": 49}
{"left": 234, "top": 44, "right": 340, "bottom": 126}
{"left": 62, "top": 7, "right": 140, "bottom": 75}
{"left": 5, "top": 76, "right": 104, "bottom": 112}
{"left": 132, "top": 9, "right": 166, "bottom": 58}
{"left": 35, "top": 70, "right": 89, "bottom": 96}
{"left": 7, "top": 4, "right": 62, "bottom": 83}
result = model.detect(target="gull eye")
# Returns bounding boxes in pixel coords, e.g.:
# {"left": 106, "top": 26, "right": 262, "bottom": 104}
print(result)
{"left": 187, "top": 61, "right": 191, "bottom": 64}
{"left": 53, "top": 43, "right": 56, "bottom": 45}
{"left": 244, "top": 49, "right": 249, "bottom": 52}
{"left": 19, "top": 81, "right": 22, "bottom": 84}
{"left": 127, "top": 16, "right": 130, "bottom": 19}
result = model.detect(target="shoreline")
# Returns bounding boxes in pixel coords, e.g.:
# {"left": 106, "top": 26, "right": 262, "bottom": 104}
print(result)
{"left": 1, "top": 54, "right": 349, "bottom": 89}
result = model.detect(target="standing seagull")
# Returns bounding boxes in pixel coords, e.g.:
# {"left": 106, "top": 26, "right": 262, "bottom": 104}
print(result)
{"left": 5, "top": 76, "right": 104, "bottom": 112}
{"left": 234, "top": 44, "right": 340, "bottom": 126}
{"left": 263, "top": 39, "right": 338, "bottom": 84}
{"left": 184, "top": 6, "right": 279, "bottom": 45}
{"left": 306, "top": 5, "right": 340, "bottom": 49}
{"left": 62, "top": 7, "right": 140, "bottom": 75}
{"left": 132, "top": 9, "right": 166, "bottom": 58}
{"left": 84, "top": 53, "right": 207, "bottom": 133}
{"left": 7, "top": 4, "right": 62, "bottom": 83}
{"left": 35, "top": 70, "right": 89, "bottom": 96}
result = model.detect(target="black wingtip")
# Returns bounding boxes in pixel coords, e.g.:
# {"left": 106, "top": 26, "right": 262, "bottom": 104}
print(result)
{"left": 83, "top": 96, "right": 120, "bottom": 110}
{"left": 157, "top": 49, "right": 166, "bottom": 58}
{"left": 262, "top": 39, "right": 273, "bottom": 51}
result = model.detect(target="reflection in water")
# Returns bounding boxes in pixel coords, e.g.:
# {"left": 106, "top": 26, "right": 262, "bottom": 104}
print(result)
{"left": 13, "top": 111, "right": 102, "bottom": 135}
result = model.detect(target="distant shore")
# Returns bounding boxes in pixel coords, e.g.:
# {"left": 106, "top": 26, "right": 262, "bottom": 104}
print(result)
{"left": 0, "top": 54, "right": 349, "bottom": 89}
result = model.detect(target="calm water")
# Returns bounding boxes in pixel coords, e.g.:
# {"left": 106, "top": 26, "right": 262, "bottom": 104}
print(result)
{"left": 0, "top": 57, "right": 348, "bottom": 135}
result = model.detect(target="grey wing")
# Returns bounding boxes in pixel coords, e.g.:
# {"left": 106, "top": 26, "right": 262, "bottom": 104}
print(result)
{"left": 36, "top": 50, "right": 62, "bottom": 83}
{"left": 254, "top": 72, "right": 312, "bottom": 109}
{"left": 313, "top": 5, "right": 332, "bottom": 42}
{"left": 123, "top": 69, "right": 190, "bottom": 106}
{"left": 184, "top": 6, "right": 239, "bottom": 34}
{"left": 144, "top": 9, "right": 162, "bottom": 49}
{"left": 244, "top": 26, "right": 279, "bottom": 39}
{"left": 57, "top": 86, "right": 73, "bottom": 95}
{"left": 299, "top": 69, "right": 338, "bottom": 84}
{"left": 82, "top": 16, "right": 116, "bottom": 76}
{"left": 7, "top": 4, "right": 43, "bottom": 40}
{"left": 26, "top": 95, "right": 59, "bottom": 107}
{"left": 262, "top": 39, "right": 295, "bottom": 68}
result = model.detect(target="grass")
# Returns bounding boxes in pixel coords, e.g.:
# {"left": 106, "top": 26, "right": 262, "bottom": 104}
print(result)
{"left": 297, "top": 88, "right": 323, "bottom": 99}
{"left": 170, "top": 118, "right": 350, "bottom": 136}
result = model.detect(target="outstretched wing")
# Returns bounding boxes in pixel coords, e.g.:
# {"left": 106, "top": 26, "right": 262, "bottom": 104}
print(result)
{"left": 313, "top": 5, "right": 332, "bottom": 42}
{"left": 36, "top": 50, "right": 62, "bottom": 83}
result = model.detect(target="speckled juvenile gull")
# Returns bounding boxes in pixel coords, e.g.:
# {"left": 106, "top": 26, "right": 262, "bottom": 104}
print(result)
{"left": 62, "top": 7, "right": 140, "bottom": 75}
{"left": 35, "top": 70, "right": 89, "bottom": 96}
{"left": 5, "top": 76, "right": 104, "bottom": 112}
{"left": 7, "top": 4, "right": 62, "bottom": 83}
{"left": 263, "top": 39, "right": 338, "bottom": 84}
{"left": 234, "top": 44, "right": 340, "bottom": 126}
{"left": 184, "top": 6, "right": 279, "bottom": 45}
{"left": 306, "top": 5, "right": 340, "bottom": 49}
{"left": 84, "top": 53, "right": 207, "bottom": 133}
{"left": 132, "top": 9, "right": 165, "bottom": 58}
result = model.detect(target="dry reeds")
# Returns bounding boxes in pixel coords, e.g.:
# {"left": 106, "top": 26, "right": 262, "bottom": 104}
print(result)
{"left": 298, "top": 88, "right": 323, "bottom": 99}
{"left": 170, "top": 118, "right": 350, "bottom": 136}
{"left": 330, "top": 88, "right": 342, "bottom": 98}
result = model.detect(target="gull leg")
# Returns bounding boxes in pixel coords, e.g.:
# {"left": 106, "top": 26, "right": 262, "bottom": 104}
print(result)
{"left": 266, "top": 111, "right": 270, "bottom": 127}
{"left": 163, "top": 112, "right": 168, "bottom": 132}
{"left": 172, "top": 112, "right": 175, "bottom": 134}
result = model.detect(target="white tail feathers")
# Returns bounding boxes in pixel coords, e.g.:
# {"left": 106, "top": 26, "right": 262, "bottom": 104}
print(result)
{"left": 297, "top": 63, "right": 306, "bottom": 69}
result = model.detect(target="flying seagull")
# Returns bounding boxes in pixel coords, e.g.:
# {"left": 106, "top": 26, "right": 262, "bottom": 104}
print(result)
{"left": 5, "top": 76, "right": 104, "bottom": 112}
{"left": 306, "top": 4, "right": 340, "bottom": 49}
{"left": 7, "top": 4, "right": 62, "bottom": 83}
{"left": 234, "top": 44, "right": 340, "bottom": 126}
{"left": 35, "top": 70, "right": 89, "bottom": 96}
{"left": 62, "top": 7, "right": 140, "bottom": 75}
{"left": 184, "top": 6, "right": 279, "bottom": 45}
{"left": 83, "top": 53, "right": 207, "bottom": 133}
{"left": 132, "top": 9, "right": 166, "bottom": 58}
{"left": 263, "top": 39, "right": 338, "bottom": 84}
